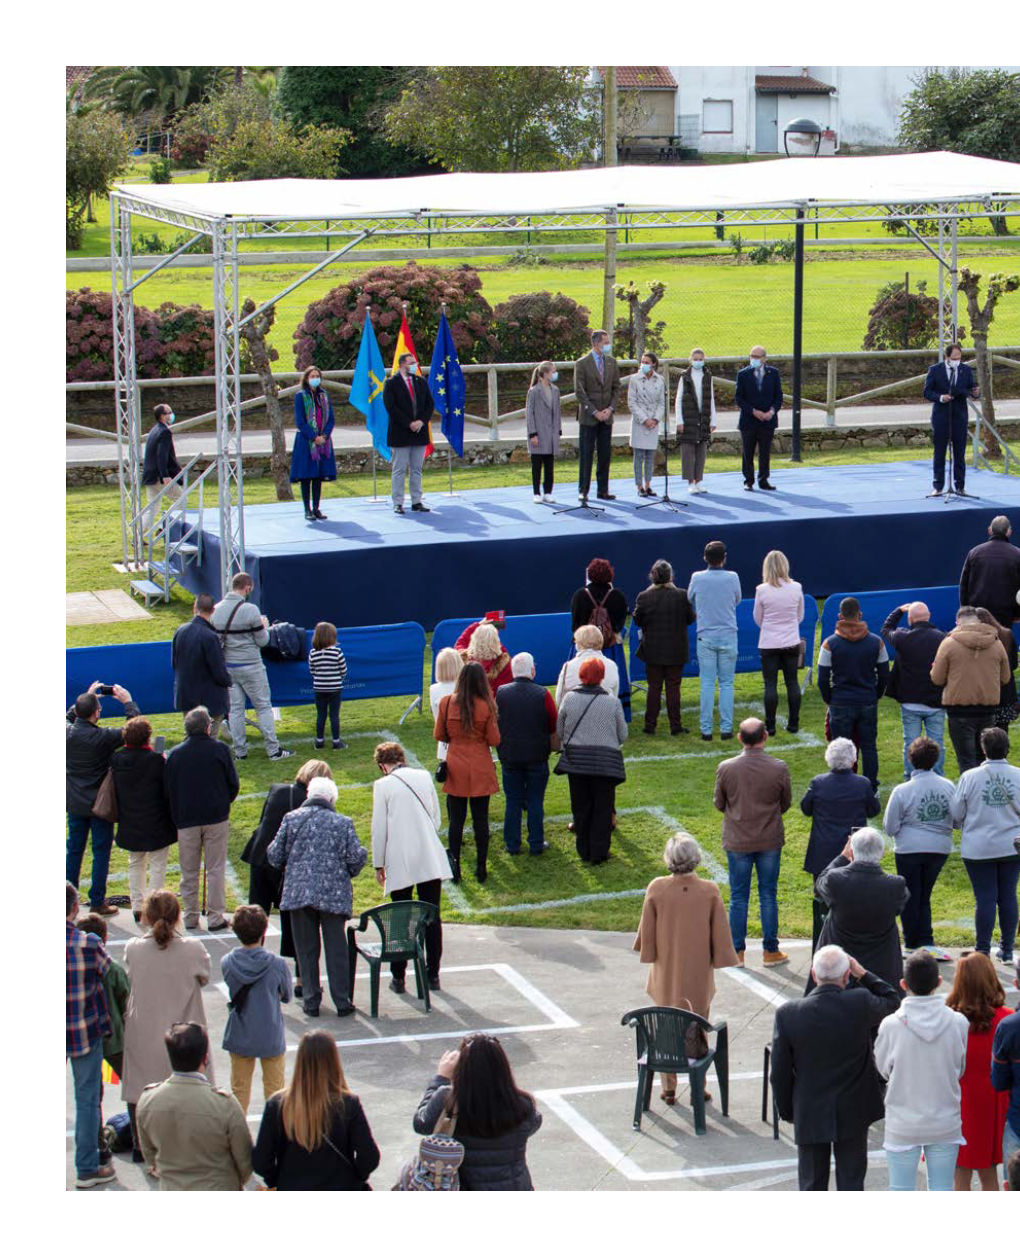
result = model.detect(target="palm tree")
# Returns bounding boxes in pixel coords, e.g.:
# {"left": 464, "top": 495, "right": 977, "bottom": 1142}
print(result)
{"left": 85, "top": 66, "right": 230, "bottom": 125}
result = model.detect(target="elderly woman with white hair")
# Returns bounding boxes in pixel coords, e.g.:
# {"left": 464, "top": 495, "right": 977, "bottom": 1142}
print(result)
{"left": 267, "top": 775, "right": 368, "bottom": 1018}
{"left": 633, "top": 834, "right": 738, "bottom": 1105}
{"left": 555, "top": 623, "right": 620, "bottom": 706}
{"left": 806, "top": 827, "right": 910, "bottom": 995}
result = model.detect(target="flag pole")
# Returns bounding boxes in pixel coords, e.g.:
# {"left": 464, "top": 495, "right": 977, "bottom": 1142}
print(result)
{"left": 360, "top": 301, "right": 387, "bottom": 507}
{"left": 440, "top": 302, "right": 461, "bottom": 498}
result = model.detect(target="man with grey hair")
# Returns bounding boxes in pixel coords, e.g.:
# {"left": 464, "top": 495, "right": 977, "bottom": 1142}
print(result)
{"left": 809, "top": 827, "right": 909, "bottom": 994}
{"left": 881, "top": 600, "right": 947, "bottom": 779}
{"left": 771, "top": 943, "right": 899, "bottom": 1190}
{"left": 495, "top": 652, "right": 558, "bottom": 855}
{"left": 164, "top": 705, "right": 240, "bottom": 931}
{"left": 959, "top": 514, "right": 1020, "bottom": 631}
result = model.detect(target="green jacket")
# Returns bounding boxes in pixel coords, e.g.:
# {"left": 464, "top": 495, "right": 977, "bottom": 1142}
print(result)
{"left": 102, "top": 959, "right": 130, "bottom": 1061}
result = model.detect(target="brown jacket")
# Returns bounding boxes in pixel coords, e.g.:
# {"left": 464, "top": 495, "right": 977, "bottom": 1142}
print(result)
{"left": 929, "top": 622, "right": 1010, "bottom": 707}
{"left": 136, "top": 1074, "right": 252, "bottom": 1191}
{"left": 713, "top": 747, "right": 792, "bottom": 852}
{"left": 633, "top": 873, "right": 738, "bottom": 1018}
{"left": 434, "top": 694, "right": 500, "bottom": 798}
{"left": 574, "top": 351, "right": 622, "bottom": 426}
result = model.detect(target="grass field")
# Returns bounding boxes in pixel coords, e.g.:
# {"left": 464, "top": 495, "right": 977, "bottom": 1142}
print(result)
{"left": 66, "top": 445, "right": 1000, "bottom": 948}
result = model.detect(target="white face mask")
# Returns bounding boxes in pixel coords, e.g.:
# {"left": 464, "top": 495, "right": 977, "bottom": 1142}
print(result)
{"left": 640, "top": 363, "right": 652, "bottom": 376}
{"left": 550, "top": 371, "right": 559, "bottom": 382}
{"left": 691, "top": 361, "right": 704, "bottom": 371}
{"left": 309, "top": 376, "right": 321, "bottom": 389}
{"left": 751, "top": 357, "right": 764, "bottom": 368}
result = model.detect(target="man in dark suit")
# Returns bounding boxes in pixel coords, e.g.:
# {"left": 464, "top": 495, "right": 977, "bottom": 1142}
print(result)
{"left": 574, "top": 329, "right": 621, "bottom": 503}
{"left": 171, "top": 593, "right": 232, "bottom": 739}
{"left": 141, "top": 403, "right": 182, "bottom": 532}
{"left": 809, "top": 827, "right": 910, "bottom": 992}
{"left": 771, "top": 943, "right": 898, "bottom": 1191}
{"left": 733, "top": 344, "right": 782, "bottom": 491}
{"left": 923, "top": 342, "right": 979, "bottom": 495}
{"left": 382, "top": 353, "right": 434, "bottom": 514}
{"left": 959, "top": 514, "right": 1020, "bottom": 630}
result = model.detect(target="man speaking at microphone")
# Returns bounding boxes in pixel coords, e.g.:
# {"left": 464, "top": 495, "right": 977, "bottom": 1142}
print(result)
{"left": 923, "top": 343, "right": 979, "bottom": 497}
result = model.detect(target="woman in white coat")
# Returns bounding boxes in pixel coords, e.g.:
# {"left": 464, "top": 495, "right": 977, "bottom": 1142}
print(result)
{"left": 628, "top": 352, "right": 666, "bottom": 498}
{"left": 371, "top": 741, "right": 452, "bottom": 993}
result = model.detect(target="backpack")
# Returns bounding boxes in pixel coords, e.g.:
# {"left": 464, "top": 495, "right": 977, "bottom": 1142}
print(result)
{"left": 103, "top": 1110, "right": 134, "bottom": 1153}
{"left": 393, "top": 1109, "right": 464, "bottom": 1191}
{"left": 261, "top": 622, "right": 306, "bottom": 663}
{"left": 585, "top": 586, "right": 614, "bottom": 647}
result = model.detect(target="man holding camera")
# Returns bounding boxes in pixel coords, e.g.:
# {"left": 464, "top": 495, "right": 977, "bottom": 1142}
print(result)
{"left": 66, "top": 680, "right": 140, "bottom": 915}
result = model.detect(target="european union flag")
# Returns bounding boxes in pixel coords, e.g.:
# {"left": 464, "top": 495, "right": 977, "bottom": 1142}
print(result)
{"left": 350, "top": 315, "right": 390, "bottom": 461}
{"left": 429, "top": 311, "right": 465, "bottom": 458}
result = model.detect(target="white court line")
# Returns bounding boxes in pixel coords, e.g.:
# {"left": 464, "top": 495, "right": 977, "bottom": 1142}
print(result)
{"left": 625, "top": 732, "right": 824, "bottom": 765}
{"left": 722, "top": 967, "right": 791, "bottom": 1008}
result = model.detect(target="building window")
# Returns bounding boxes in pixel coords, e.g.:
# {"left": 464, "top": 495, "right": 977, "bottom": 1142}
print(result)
{"left": 702, "top": 99, "right": 733, "bottom": 134}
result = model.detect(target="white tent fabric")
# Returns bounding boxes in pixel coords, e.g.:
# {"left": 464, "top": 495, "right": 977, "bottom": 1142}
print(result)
{"left": 115, "top": 152, "right": 1020, "bottom": 222}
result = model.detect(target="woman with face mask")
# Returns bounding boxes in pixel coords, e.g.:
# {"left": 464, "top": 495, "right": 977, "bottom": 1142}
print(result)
{"left": 675, "top": 348, "right": 717, "bottom": 494}
{"left": 628, "top": 353, "right": 665, "bottom": 498}
{"left": 525, "top": 360, "right": 562, "bottom": 503}
{"left": 290, "top": 366, "right": 338, "bottom": 521}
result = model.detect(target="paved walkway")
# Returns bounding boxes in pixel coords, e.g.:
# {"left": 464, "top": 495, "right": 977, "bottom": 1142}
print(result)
{"left": 66, "top": 918, "right": 1018, "bottom": 1191}
{"left": 66, "top": 401, "right": 1020, "bottom": 465}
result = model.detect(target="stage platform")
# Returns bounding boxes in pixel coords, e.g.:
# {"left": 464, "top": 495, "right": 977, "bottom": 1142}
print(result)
{"left": 177, "top": 462, "right": 1020, "bottom": 630}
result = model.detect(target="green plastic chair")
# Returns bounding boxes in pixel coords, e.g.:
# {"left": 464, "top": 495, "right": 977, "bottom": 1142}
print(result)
{"left": 620, "top": 1005, "right": 729, "bottom": 1135}
{"left": 347, "top": 901, "right": 439, "bottom": 1018}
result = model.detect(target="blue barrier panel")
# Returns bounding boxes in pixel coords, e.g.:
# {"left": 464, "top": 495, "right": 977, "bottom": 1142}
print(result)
{"left": 818, "top": 587, "right": 963, "bottom": 658}
{"left": 431, "top": 614, "right": 574, "bottom": 688}
{"left": 630, "top": 596, "right": 819, "bottom": 682}
{"left": 66, "top": 623, "right": 426, "bottom": 716}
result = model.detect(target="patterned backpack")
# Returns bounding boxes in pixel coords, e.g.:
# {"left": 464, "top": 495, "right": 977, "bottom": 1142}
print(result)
{"left": 393, "top": 1110, "right": 464, "bottom": 1191}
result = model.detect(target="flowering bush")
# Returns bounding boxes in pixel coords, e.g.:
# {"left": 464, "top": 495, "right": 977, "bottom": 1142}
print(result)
{"left": 491, "top": 290, "right": 591, "bottom": 363}
{"left": 66, "top": 289, "right": 215, "bottom": 381}
{"left": 153, "top": 302, "right": 216, "bottom": 377}
{"left": 294, "top": 263, "right": 498, "bottom": 370}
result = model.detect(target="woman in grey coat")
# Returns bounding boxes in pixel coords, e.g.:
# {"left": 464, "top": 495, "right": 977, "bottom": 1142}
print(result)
{"left": 628, "top": 351, "right": 666, "bottom": 497}
{"left": 267, "top": 775, "right": 368, "bottom": 1018}
{"left": 525, "top": 360, "right": 561, "bottom": 503}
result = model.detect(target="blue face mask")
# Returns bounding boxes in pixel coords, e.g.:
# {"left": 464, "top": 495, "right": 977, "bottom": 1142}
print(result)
{"left": 408, "top": 363, "right": 419, "bottom": 376}
{"left": 166, "top": 411, "right": 176, "bottom": 424}
{"left": 640, "top": 363, "right": 652, "bottom": 376}
{"left": 550, "top": 371, "right": 559, "bottom": 382}
{"left": 751, "top": 356, "right": 764, "bottom": 368}
{"left": 309, "top": 377, "right": 321, "bottom": 389}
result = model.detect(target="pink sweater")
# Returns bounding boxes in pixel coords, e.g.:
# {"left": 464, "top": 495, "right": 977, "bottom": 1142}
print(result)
{"left": 753, "top": 579, "right": 804, "bottom": 649}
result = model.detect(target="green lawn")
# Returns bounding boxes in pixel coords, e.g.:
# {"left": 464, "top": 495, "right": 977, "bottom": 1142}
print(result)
{"left": 67, "top": 447, "right": 999, "bottom": 947}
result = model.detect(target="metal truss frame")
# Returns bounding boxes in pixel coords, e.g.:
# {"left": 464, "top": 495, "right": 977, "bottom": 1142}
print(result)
{"left": 108, "top": 188, "right": 1018, "bottom": 586}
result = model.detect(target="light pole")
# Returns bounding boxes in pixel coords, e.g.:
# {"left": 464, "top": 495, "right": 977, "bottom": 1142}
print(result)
{"left": 783, "top": 119, "right": 823, "bottom": 462}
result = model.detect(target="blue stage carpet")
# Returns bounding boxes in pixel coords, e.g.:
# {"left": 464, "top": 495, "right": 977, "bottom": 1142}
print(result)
{"left": 177, "top": 462, "right": 1020, "bottom": 630}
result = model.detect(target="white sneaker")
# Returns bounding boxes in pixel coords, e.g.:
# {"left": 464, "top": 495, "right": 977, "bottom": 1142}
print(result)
{"left": 696, "top": 483, "right": 708, "bottom": 494}
{"left": 687, "top": 483, "right": 697, "bottom": 494}
{"left": 533, "top": 494, "right": 543, "bottom": 504}
{"left": 543, "top": 493, "right": 555, "bottom": 503}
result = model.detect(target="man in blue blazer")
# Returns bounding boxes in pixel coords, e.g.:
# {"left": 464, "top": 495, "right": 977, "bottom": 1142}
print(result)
{"left": 923, "top": 343, "right": 979, "bottom": 495}
{"left": 734, "top": 345, "right": 783, "bottom": 491}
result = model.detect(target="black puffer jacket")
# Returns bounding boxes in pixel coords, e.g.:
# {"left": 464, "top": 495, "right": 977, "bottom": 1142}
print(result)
{"left": 111, "top": 746, "right": 177, "bottom": 852}
{"left": 413, "top": 1076, "right": 542, "bottom": 1191}
{"left": 66, "top": 701, "right": 140, "bottom": 815}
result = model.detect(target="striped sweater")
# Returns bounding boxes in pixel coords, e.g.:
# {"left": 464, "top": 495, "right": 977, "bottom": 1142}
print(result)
{"left": 308, "top": 645, "right": 348, "bottom": 693}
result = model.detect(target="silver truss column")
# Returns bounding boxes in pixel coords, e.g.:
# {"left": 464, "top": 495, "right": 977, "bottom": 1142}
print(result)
{"left": 110, "top": 196, "right": 140, "bottom": 566}
{"left": 936, "top": 202, "right": 959, "bottom": 352}
{"left": 211, "top": 220, "right": 245, "bottom": 594}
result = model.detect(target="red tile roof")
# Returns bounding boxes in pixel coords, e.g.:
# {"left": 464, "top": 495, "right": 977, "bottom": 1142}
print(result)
{"left": 66, "top": 66, "right": 93, "bottom": 91}
{"left": 599, "top": 67, "right": 677, "bottom": 90}
{"left": 755, "top": 74, "right": 834, "bottom": 94}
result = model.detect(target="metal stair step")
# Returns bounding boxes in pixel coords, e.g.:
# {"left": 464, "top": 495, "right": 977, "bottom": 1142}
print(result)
{"left": 171, "top": 542, "right": 199, "bottom": 556}
{"left": 130, "top": 579, "right": 165, "bottom": 607}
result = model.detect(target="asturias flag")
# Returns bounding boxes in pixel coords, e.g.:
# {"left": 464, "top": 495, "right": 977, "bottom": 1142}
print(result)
{"left": 429, "top": 311, "right": 465, "bottom": 458}
{"left": 350, "top": 314, "right": 390, "bottom": 461}
{"left": 391, "top": 310, "right": 433, "bottom": 456}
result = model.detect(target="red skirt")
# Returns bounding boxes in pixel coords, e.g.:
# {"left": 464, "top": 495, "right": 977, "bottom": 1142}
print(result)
{"left": 956, "top": 1008, "right": 1011, "bottom": 1170}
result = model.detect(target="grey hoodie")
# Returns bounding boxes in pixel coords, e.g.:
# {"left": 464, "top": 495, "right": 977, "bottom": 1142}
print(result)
{"left": 874, "top": 994, "right": 969, "bottom": 1147}
{"left": 951, "top": 759, "right": 1020, "bottom": 860}
{"left": 883, "top": 770, "right": 957, "bottom": 856}
{"left": 220, "top": 946, "right": 292, "bottom": 1058}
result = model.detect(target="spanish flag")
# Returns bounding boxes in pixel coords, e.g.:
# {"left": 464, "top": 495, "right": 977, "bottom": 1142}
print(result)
{"left": 102, "top": 1059, "right": 120, "bottom": 1086}
{"left": 391, "top": 309, "right": 433, "bottom": 456}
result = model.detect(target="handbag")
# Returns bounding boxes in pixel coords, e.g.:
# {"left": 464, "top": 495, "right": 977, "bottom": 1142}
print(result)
{"left": 92, "top": 767, "right": 118, "bottom": 823}
{"left": 393, "top": 1107, "right": 464, "bottom": 1191}
{"left": 679, "top": 998, "right": 710, "bottom": 1061}
{"left": 553, "top": 694, "right": 600, "bottom": 776}
{"left": 436, "top": 701, "right": 451, "bottom": 782}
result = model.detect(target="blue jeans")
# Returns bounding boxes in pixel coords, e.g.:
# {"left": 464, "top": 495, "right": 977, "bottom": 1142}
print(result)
{"left": 828, "top": 703, "right": 880, "bottom": 788}
{"left": 726, "top": 848, "right": 781, "bottom": 952}
{"left": 963, "top": 855, "right": 1020, "bottom": 955}
{"left": 69, "top": 1041, "right": 103, "bottom": 1176}
{"left": 502, "top": 762, "right": 550, "bottom": 853}
{"left": 885, "top": 1141, "right": 958, "bottom": 1191}
{"left": 1004, "top": 1119, "right": 1020, "bottom": 1165}
{"left": 66, "top": 813, "right": 114, "bottom": 907}
{"left": 698, "top": 635, "right": 738, "bottom": 735}
{"left": 900, "top": 708, "right": 945, "bottom": 778}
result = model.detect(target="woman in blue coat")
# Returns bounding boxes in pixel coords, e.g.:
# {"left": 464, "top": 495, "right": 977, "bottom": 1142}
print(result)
{"left": 291, "top": 365, "right": 337, "bottom": 520}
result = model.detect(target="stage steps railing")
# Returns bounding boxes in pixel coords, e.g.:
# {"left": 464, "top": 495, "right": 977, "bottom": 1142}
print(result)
{"left": 128, "top": 456, "right": 216, "bottom": 605}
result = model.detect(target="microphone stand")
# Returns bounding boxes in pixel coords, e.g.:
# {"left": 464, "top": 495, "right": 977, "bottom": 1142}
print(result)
{"left": 636, "top": 369, "right": 686, "bottom": 513}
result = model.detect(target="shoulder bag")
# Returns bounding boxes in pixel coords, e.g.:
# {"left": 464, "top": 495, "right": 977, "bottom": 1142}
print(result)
{"left": 553, "top": 695, "right": 626, "bottom": 781}
{"left": 92, "top": 766, "right": 118, "bottom": 823}
{"left": 435, "top": 700, "right": 450, "bottom": 783}
{"left": 323, "top": 1122, "right": 372, "bottom": 1191}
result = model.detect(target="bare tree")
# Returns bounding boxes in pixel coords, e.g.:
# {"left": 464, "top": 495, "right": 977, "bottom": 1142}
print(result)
{"left": 614, "top": 280, "right": 666, "bottom": 359}
{"left": 958, "top": 266, "right": 1020, "bottom": 460}
{"left": 238, "top": 298, "right": 293, "bottom": 500}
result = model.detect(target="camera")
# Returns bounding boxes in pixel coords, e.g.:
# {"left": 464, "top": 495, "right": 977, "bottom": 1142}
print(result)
{"left": 97, "top": 685, "right": 115, "bottom": 696}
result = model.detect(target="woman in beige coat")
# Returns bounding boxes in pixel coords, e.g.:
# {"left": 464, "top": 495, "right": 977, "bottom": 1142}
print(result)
{"left": 121, "top": 889, "right": 212, "bottom": 1156}
{"left": 633, "top": 835, "right": 738, "bottom": 1105}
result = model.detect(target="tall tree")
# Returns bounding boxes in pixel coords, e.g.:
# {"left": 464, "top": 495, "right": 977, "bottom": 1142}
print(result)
{"left": 84, "top": 66, "right": 230, "bottom": 125}
{"left": 897, "top": 68, "right": 1020, "bottom": 235}
{"left": 238, "top": 300, "right": 292, "bottom": 501}
{"left": 957, "top": 266, "right": 1020, "bottom": 457}
{"left": 66, "top": 112, "right": 134, "bottom": 248}
{"left": 277, "top": 66, "right": 428, "bottom": 177}
{"left": 383, "top": 67, "right": 600, "bottom": 172}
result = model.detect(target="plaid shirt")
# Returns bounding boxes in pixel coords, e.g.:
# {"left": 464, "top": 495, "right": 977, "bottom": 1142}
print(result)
{"left": 66, "top": 921, "right": 111, "bottom": 1058}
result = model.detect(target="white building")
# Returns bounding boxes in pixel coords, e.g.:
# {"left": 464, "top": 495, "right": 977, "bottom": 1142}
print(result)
{"left": 595, "top": 66, "right": 1018, "bottom": 156}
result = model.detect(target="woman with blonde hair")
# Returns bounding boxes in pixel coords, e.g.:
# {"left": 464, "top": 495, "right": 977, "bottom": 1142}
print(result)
{"left": 253, "top": 1030, "right": 380, "bottom": 1190}
{"left": 675, "top": 347, "right": 717, "bottom": 494}
{"left": 752, "top": 549, "right": 805, "bottom": 735}
{"left": 455, "top": 619, "right": 513, "bottom": 693}
{"left": 121, "top": 889, "right": 212, "bottom": 1157}
{"left": 628, "top": 351, "right": 665, "bottom": 498}
{"left": 947, "top": 952, "right": 1011, "bottom": 1190}
{"left": 430, "top": 647, "right": 464, "bottom": 772}
{"left": 526, "top": 360, "right": 561, "bottom": 503}
{"left": 242, "top": 759, "right": 335, "bottom": 999}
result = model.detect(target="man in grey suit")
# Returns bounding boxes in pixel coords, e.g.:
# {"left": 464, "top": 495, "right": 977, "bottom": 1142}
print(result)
{"left": 574, "top": 329, "right": 621, "bottom": 503}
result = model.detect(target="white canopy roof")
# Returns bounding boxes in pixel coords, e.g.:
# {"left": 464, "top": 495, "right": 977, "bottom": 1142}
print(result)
{"left": 115, "top": 152, "right": 1020, "bottom": 222}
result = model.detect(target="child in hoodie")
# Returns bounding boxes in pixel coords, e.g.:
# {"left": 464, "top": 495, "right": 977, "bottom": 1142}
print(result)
{"left": 221, "top": 904, "right": 293, "bottom": 1114}
{"left": 875, "top": 950, "right": 969, "bottom": 1190}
